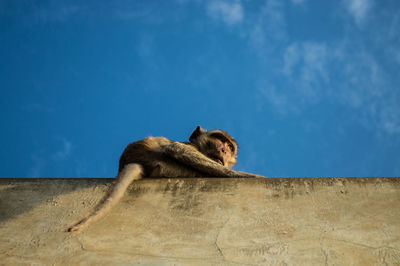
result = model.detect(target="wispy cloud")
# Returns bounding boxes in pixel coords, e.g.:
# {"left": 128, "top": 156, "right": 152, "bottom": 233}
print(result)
{"left": 28, "top": 154, "right": 47, "bottom": 177}
{"left": 258, "top": 38, "right": 400, "bottom": 135}
{"left": 283, "top": 42, "right": 329, "bottom": 84}
{"left": 335, "top": 49, "right": 400, "bottom": 134}
{"left": 258, "top": 84, "right": 293, "bottom": 115}
{"left": 207, "top": 0, "right": 244, "bottom": 26}
{"left": 380, "top": 100, "right": 400, "bottom": 134}
{"left": 278, "top": 42, "right": 329, "bottom": 104}
{"left": 344, "top": 0, "right": 373, "bottom": 26}
{"left": 390, "top": 48, "right": 400, "bottom": 65}
{"left": 282, "top": 44, "right": 300, "bottom": 76}
{"left": 136, "top": 34, "right": 160, "bottom": 70}
{"left": 207, "top": 0, "right": 399, "bottom": 136}
{"left": 28, "top": 138, "right": 74, "bottom": 177}
{"left": 52, "top": 139, "right": 73, "bottom": 161}
{"left": 247, "top": 0, "right": 287, "bottom": 56}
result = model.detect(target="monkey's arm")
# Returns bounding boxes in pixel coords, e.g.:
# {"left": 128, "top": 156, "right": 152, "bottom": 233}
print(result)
{"left": 233, "top": 170, "right": 265, "bottom": 178}
{"left": 164, "top": 142, "right": 264, "bottom": 178}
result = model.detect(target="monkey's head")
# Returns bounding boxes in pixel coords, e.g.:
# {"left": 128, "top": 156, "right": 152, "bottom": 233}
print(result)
{"left": 189, "top": 126, "right": 238, "bottom": 169}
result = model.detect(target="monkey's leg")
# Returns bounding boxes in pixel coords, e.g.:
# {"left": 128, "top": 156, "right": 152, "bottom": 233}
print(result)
{"left": 164, "top": 142, "right": 265, "bottom": 178}
{"left": 68, "top": 164, "right": 142, "bottom": 232}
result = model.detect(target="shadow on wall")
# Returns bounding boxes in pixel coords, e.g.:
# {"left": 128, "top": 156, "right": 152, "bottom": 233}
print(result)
{"left": 0, "top": 178, "right": 113, "bottom": 224}
{"left": 0, "top": 177, "right": 291, "bottom": 225}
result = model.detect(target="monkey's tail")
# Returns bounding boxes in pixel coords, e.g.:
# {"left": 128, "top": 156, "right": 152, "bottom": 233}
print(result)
{"left": 67, "top": 163, "right": 142, "bottom": 232}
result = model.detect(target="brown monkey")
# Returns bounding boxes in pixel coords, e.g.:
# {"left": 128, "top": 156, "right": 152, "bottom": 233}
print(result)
{"left": 68, "top": 126, "right": 263, "bottom": 232}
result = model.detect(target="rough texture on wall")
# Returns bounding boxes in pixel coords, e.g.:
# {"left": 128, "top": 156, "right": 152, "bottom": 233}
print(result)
{"left": 0, "top": 177, "right": 399, "bottom": 265}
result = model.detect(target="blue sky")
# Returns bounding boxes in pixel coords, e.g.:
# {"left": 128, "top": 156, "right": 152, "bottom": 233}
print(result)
{"left": 1, "top": 0, "right": 399, "bottom": 178}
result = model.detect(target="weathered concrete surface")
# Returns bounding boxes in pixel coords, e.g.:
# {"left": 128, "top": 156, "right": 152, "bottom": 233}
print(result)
{"left": 0, "top": 177, "right": 399, "bottom": 265}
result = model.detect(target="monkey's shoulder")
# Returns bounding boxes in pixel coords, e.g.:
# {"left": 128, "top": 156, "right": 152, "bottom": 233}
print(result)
{"left": 123, "top": 137, "right": 198, "bottom": 156}
{"left": 143, "top": 136, "right": 172, "bottom": 147}
{"left": 126, "top": 136, "right": 172, "bottom": 151}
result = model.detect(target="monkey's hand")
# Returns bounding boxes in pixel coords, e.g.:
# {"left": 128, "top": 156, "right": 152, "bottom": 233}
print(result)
{"left": 164, "top": 142, "right": 264, "bottom": 178}
{"left": 231, "top": 170, "right": 266, "bottom": 179}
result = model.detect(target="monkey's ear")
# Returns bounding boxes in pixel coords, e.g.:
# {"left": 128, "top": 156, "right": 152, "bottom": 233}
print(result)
{"left": 189, "top": 126, "right": 205, "bottom": 143}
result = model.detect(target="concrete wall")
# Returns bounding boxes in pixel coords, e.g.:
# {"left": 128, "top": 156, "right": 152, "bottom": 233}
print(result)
{"left": 0, "top": 177, "right": 399, "bottom": 265}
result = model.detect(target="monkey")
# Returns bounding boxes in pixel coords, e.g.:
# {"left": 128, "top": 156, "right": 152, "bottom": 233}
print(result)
{"left": 67, "top": 126, "right": 264, "bottom": 232}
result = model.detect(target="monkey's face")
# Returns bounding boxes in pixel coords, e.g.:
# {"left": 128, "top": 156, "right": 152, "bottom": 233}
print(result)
{"left": 190, "top": 126, "right": 238, "bottom": 169}
{"left": 203, "top": 137, "right": 237, "bottom": 169}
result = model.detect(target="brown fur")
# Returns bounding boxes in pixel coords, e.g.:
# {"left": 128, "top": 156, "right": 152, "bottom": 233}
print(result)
{"left": 67, "top": 126, "right": 263, "bottom": 232}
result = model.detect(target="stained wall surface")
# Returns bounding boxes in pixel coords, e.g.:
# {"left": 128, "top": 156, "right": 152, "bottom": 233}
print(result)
{"left": 0, "top": 177, "right": 399, "bottom": 265}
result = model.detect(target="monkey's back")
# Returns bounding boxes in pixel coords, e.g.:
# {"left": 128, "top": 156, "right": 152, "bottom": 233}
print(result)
{"left": 118, "top": 137, "right": 173, "bottom": 176}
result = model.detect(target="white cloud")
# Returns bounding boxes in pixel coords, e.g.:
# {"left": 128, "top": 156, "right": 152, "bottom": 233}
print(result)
{"left": 196, "top": 0, "right": 399, "bottom": 137}
{"left": 257, "top": 36, "right": 400, "bottom": 135}
{"left": 344, "top": 0, "right": 373, "bottom": 25}
{"left": 207, "top": 0, "right": 243, "bottom": 26}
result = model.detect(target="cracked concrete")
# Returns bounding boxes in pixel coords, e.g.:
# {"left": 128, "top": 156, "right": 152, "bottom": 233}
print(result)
{"left": 214, "top": 217, "right": 230, "bottom": 260}
{"left": 0, "top": 177, "right": 399, "bottom": 265}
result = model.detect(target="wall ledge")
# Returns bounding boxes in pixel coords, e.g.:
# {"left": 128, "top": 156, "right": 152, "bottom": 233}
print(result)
{"left": 1, "top": 177, "right": 399, "bottom": 265}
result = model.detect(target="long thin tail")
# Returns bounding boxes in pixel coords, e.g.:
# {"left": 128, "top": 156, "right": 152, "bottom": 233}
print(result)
{"left": 67, "top": 163, "right": 142, "bottom": 232}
